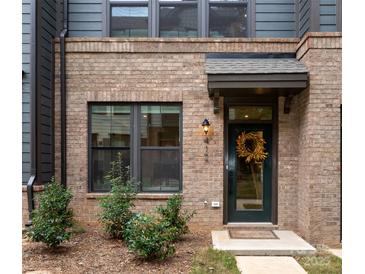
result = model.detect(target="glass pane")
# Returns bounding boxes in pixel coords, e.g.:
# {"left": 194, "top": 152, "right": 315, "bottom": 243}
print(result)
{"left": 111, "top": 6, "right": 148, "bottom": 37}
{"left": 229, "top": 106, "right": 272, "bottom": 121}
{"left": 236, "top": 131, "right": 264, "bottom": 210}
{"left": 91, "top": 105, "right": 131, "bottom": 147}
{"left": 141, "top": 149, "right": 180, "bottom": 192}
{"left": 159, "top": 3, "right": 198, "bottom": 37}
{"left": 209, "top": 3, "right": 248, "bottom": 37}
{"left": 141, "top": 105, "right": 180, "bottom": 147}
{"left": 92, "top": 149, "right": 130, "bottom": 192}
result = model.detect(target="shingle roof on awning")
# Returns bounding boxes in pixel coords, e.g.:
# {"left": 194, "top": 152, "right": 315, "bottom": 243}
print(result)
{"left": 205, "top": 53, "right": 309, "bottom": 98}
{"left": 206, "top": 58, "right": 308, "bottom": 75}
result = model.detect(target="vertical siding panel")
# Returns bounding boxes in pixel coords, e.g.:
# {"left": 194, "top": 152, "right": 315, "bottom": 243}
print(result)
{"left": 255, "top": 0, "right": 296, "bottom": 37}
{"left": 299, "top": 0, "right": 310, "bottom": 37}
{"left": 37, "top": 0, "right": 57, "bottom": 183}
{"left": 22, "top": 0, "right": 31, "bottom": 183}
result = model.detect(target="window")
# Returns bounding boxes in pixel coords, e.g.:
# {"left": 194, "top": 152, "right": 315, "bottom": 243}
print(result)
{"left": 159, "top": 0, "right": 198, "bottom": 37}
{"left": 140, "top": 105, "right": 181, "bottom": 191}
{"left": 108, "top": 0, "right": 251, "bottom": 37}
{"left": 209, "top": 0, "right": 248, "bottom": 37}
{"left": 110, "top": 1, "right": 149, "bottom": 37}
{"left": 90, "top": 105, "right": 131, "bottom": 191}
{"left": 229, "top": 106, "right": 272, "bottom": 121}
{"left": 89, "top": 104, "right": 182, "bottom": 193}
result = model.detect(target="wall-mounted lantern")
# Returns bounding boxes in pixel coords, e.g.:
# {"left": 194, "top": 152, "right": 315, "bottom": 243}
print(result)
{"left": 201, "top": 119, "right": 210, "bottom": 135}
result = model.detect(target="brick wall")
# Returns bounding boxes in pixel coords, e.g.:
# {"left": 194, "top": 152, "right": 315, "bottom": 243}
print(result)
{"left": 296, "top": 33, "right": 342, "bottom": 245}
{"left": 278, "top": 96, "right": 299, "bottom": 231}
{"left": 53, "top": 38, "right": 299, "bottom": 229}
{"left": 54, "top": 51, "right": 226, "bottom": 228}
{"left": 22, "top": 35, "right": 341, "bottom": 245}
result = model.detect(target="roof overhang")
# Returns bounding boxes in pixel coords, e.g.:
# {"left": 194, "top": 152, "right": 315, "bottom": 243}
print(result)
{"left": 206, "top": 53, "right": 309, "bottom": 98}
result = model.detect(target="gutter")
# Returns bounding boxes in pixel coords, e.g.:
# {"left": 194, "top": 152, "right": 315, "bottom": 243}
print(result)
{"left": 26, "top": 0, "right": 68, "bottom": 225}
{"left": 26, "top": 0, "right": 38, "bottom": 226}
{"left": 60, "top": 0, "right": 68, "bottom": 187}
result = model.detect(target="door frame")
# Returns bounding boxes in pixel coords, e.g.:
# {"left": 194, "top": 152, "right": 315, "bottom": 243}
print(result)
{"left": 223, "top": 97, "right": 278, "bottom": 224}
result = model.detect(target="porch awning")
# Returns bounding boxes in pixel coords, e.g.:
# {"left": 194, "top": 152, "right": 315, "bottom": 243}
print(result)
{"left": 206, "top": 54, "right": 309, "bottom": 97}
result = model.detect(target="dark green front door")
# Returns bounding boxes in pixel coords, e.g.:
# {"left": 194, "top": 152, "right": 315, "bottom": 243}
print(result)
{"left": 228, "top": 123, "right": 272, "bottom": 222}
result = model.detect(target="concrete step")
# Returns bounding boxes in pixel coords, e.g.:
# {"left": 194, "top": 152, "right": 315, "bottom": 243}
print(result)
{"left": 224, "top": 222, "right": 279, "bottom": 231}
{"left": 212, "top": 230, "right": 316, "bottom": 256}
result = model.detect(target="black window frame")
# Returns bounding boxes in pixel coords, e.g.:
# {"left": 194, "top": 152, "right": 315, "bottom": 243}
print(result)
{"left": 106, "top": 0, "right": 253, "bottom": 37}
{"left": 88, "top": 103, "right": 183, "bottom": 193}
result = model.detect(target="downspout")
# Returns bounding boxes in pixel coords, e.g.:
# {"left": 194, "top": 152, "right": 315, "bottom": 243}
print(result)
{"left": 26, "top": 0, "right": 38, "bottom": 226}
{"left": 60, "top": 0, "right": 68, "bottom": 187}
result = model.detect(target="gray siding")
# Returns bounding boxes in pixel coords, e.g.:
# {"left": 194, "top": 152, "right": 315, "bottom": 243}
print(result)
{"left": 37, "top": 0, "right": 57, "bottom": 183}
{"left": 22, "top": 0, "right": 31, "bottom": 183}
{"left": 255, "top": 0, "right": 296, "bottom": 37}
{"left": 320, "top": 0, "right": 337, "bottom": 31}
{"left": 68, "top": 0, "right": 103, "bottom": 37}
{"left": 298, "top": 0, "right": 310, "bottom": 37}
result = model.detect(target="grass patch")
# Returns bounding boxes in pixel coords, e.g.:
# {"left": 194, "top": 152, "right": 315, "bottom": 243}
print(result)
{"left": 190, "top": 247, "right": 240, "bottom": 274}
{"left": 296, "top": 250, "right": 341, "bottom": 274}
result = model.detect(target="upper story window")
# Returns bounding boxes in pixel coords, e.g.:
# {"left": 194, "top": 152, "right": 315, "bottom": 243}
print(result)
{"left": 109, "top": 0, "right": 249, "bottom": 38}
{"left": 209, "top": 0, "right": 248, "bottom": 37}
{"left": 159, "top": 0, "right": 198, "bottom": 37}
{"left": 110, "top": 1, "right": 149, "bottom": 37}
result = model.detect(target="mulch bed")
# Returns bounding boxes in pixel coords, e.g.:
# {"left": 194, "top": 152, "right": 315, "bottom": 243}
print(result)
{"left": 22, "top": 227, "right": 211, "bottom": 274}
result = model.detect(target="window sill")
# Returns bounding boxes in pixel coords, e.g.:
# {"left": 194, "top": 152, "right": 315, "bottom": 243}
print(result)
{"left": 86, "top": 193, "right": 179, "bottom": 200}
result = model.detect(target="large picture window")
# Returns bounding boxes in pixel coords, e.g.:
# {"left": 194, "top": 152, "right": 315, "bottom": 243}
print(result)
{"left": 89, "top": 104, "right": 182, "bottom": 193}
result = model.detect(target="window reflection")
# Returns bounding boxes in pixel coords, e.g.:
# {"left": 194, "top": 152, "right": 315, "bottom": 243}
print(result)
{"left": 159, "top": 2, "right": 198, "bottom": 37}
{"left": 111, "top": 6, "right": 148, "bottom": 37}
{"left": 209, "top": 3, "right": 248, "bottom": 37}
{"left": 91, "top": 105, "right": 131, "bottom": 147}
{"left": 140, "top": 105, "right": 180, "bottom": 147}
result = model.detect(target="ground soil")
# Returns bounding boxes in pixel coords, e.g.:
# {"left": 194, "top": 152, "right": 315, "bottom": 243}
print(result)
{"left": 22, "top": 228, "right": 211, "bottom": 274}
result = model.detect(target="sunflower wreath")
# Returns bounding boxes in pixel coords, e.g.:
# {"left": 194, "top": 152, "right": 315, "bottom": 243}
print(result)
{"left": 236, "top": 131, "right": 268, "bottom": 163}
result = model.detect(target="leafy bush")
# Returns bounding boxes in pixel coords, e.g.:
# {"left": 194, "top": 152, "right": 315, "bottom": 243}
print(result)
{"left": 124, "top": 213, "right": 177, "bottom": 260}
{"left": 99, "top": 152, "right": 137, "bottom": 239}
{"left": 156, "top": 194, "right": 195, "bottom": 240}
{"left": 27, "top": 178, "right": 74, "bottom": 248}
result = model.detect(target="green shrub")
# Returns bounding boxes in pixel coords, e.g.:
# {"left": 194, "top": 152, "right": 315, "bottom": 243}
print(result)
{"left": 124, "top": 213, "right": 177, "bottom": 260}
{"left": 27, "top": 178, "right": 74, "bottom": 248}
{"left": 156, "top": 194, "right": 195, "bottom": 240}
{"left": 98, "top": 152, "right": 137, "bottom": 239}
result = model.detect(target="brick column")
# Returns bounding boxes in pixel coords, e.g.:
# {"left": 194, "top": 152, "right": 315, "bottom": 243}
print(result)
{"left": 296, "top": 32, "right": 342, "bottom": 246}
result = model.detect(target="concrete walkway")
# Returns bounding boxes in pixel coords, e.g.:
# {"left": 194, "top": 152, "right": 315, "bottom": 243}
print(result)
{"left": 212, "top": 230, "right": 316, "bottom": 256}
{"left": 236, "top": 256, "right": 307, "bottom": 274}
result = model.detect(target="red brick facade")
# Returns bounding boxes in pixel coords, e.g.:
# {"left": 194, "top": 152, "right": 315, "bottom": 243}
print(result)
{"left": 22, "top": 33, "right": 342, "bottom": 246}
